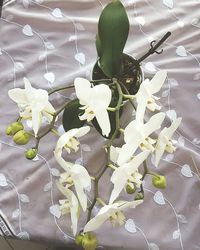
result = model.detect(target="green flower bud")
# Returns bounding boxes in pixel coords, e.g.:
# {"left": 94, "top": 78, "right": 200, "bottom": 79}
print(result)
{"left": 13, "top": 130, "right": 30, "bottom": 145}
{"left": 152, "top": 175, "right": 167, "bottom": 189}
{"left": 6, "top": 122, "right": 24, "bottom": 136}
{"left": 82, "top": 233, "right": 98, "bottom": 250}
{"left": 6, "top": 126, "right": 13, "bottom": 136}
{"left": 25, "top": 149, "right": 37, "bottom": 160}
{"left": 126, "top": 183, "right": 136, "bottom": 194}
{"left": 75, "top": 234, "right": 84, "bottom": 246}
{"left": 134, "top": 192, "right": 144, "bottom": 201}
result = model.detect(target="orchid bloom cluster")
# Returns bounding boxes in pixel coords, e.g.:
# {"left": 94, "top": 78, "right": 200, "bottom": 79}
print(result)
{"left": 7, "top": 70, "right": 181, "bottom": 250}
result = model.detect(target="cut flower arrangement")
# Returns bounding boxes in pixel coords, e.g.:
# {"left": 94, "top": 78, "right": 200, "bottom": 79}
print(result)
{"left": 6, "top": 1, "right": 181, "bottom": 249}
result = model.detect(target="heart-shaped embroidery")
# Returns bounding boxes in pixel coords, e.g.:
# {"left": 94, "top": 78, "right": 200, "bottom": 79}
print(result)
{"left": 166, "top": 109, "right": 177, "bottom": 121}
{"left": 0, "top": 174, "right": 8, "bottom": 187}
{"left": 181, "top": 164, "right": 193, "bottom": 178}
{"left": 52, "top": 8, "right": 63, "bottom": 18}
{"left": 176, "top": 46, "right": 187, "bottom": 57}
{"left": 144, "top": 62, "right": 156, "bottom": 73}
{"left": 153, "top": 191, "right": 166, "bottom": 205}
{"left": 44, "top": 72, "right": 55, "bottom": 83}
{"left": 124, "top": 219, "right": 137, "bottom": 233}
{"left": 75, "top": 52, "right": 86, "bottom": 65}
{"left": 22, "top": 24, "right": 33, "bottom": 37}
{"left": 135, "top": 16, "right": 145, "bottom": 26}
{"left": 163, "top": 0, "right": 173, "bottom": 9}
{"left": 49, "top": 204, "right": 61, "bottom": 218}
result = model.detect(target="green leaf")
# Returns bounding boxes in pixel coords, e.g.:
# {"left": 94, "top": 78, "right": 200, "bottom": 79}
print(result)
{"left": 62, "top": 99, "right": 85, "bottom": 132}
{"left": 98, "top": 0, "right": 129, "bottom": 77}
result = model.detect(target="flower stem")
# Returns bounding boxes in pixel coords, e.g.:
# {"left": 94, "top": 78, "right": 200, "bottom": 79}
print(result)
{"left": 48, "top": 85, "right": 74, "bottom": 95}
{"left": 34, "top": 101, "right": 69, "bottom": 150}
{"left": 86, "top": 79, "right": 124, "bottom": 222}
{"left": 119, "top": 81, "right": 136, "bottom": 110}
{"left": 90, "top": 79, "right": 112, "bottom": 84}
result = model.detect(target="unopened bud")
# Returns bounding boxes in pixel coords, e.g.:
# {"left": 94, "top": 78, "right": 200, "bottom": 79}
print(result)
{"left": 13, "top": 130, "right": 30, "bottom": 145}
{"left": 126, "top": 183, "right": 136, "bottom": 194}
{"left": 25, "top": 149, "right": 37, "bottom": 160}
{"left": 134, "top": 192, "right": 144, "bottom": 201}
{"left": 82, "top": 233, "right": 98, "bottom": 250}
{"left": 6, "top": 122, "right": 24, "bottom": 136}
{"left": 152, "top": 175, "right": 167, "bottom": 189}
{"left": 75, "top": 234, "right": 84, "bottom": 246}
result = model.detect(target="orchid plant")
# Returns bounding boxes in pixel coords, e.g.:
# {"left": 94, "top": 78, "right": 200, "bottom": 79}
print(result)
{"left": 6, "top": 1, "right": 181, "bottom": 250}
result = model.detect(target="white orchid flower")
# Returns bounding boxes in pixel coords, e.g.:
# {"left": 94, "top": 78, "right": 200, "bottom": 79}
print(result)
{"left": 109, "top": 148, "right": 150, "bottom": 204}
{"left": 117, "top": 112, "right": 165, "bottom": 165}
{"left": 54, "top": 153, "right": 91, "bottom": 211}
{"left": 84, "top": 200, "right": 143, "bottom": 232}
{"left": 155, "top": 117, "right": 182, "bottom": 167}
{"left": 136, "top": 70, "right": 167, "bottom": 122}
{"left": 57, "top": 182, "right": 79, "bottom": 236}
{"left": 55, "top": 126, "right": 90, "bottom": 155}
{"left": 74, "top": 77, "right": 112, "bottom": 137}
{"left": 8, "top": 77, "right": 55, "bottom": 136}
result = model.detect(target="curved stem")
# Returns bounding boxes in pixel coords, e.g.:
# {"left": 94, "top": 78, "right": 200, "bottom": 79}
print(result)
{"left": 86, "top": 79, "right": 124, "bottom": 222}
{"left": 48, "top": 85, "right": 74, "bottom": 95}
{"left": 34, "top": 101, "right": 70, "bottom": 150}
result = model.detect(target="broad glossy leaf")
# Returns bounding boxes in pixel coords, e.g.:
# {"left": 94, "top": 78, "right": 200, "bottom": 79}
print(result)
{"left": 98, "top": 0, "right": 129, "bottom": 77}
{"left": 62, "top": 99, "right": 85, "bottom": 132}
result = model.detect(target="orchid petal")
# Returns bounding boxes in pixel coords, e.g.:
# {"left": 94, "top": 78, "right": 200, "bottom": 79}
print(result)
{"left": 110, "top": 146, "right": 120, "bottom": 164}
{"left": 71, "top": 164, "right": 91, "bottom": 211}
{"left": 143, "top": 112, "right": 165, "bottom": 137}
{"left": 165, "top": 117, "right": 182, "bottom": 138}
{"left": 117, "top": 199, "right": 143, "bottom": 210}
{"left": 84, "top": 205, "right": 117, "bottom": 232}
{"left": 74, "top": 78, "right": 91, "bottom": 106}
{"left": 147, "top": 70, "right": 167, "bottom": 94}
{"left": 32, "top": 108, "right": 42, "bottom": 136}
{"left": 154, "top": 141, "right": 166, "bottom": 167}
{"left": 117, "top": 135, "right": 142, "bottom": 165}
{"left": 93, "top": 106, "right": 111, "bottom": 136}
{"left": 8, "top": 89, "right": 27, "bottom": 104}
{"left": 54, "top": 153, "right": 74, "bottom": 170}
{"left": 109, "top": 167, "right": 129, "bottom": 204}
{"left": 57, "top": 183, "right": 79, "bottom": 236}
{"left": 91, "top": 84, "right": 112, "bottom": 108}
{"left": 74, "top": 126, "right": 90, "bottom": 138}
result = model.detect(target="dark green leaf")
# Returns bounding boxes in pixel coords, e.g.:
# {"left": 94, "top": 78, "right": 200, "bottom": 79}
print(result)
{"left": 98, "top": 0, "right": 129, "bottom": 77}
{"left": 62, "top": 99, "right": 85, "bottom": 132}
